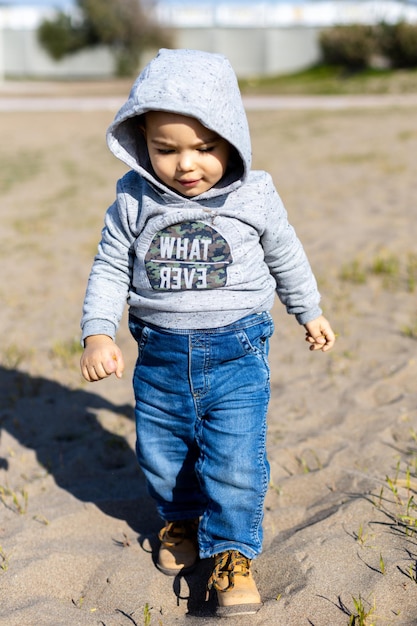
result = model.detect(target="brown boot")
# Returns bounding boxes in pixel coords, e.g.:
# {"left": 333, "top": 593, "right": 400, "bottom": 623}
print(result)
{"left": 207, "top": 550, "right": 262, "bottom": 616}
{"left": 157, "top": 519, "right": 199, "bottom": 576}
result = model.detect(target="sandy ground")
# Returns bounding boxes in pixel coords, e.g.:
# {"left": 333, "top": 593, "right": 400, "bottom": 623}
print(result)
{"left": 1, "top": 91, "right": 417, "bottom": 625}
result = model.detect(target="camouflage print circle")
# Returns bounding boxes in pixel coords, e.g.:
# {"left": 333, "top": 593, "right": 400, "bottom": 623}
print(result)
{"left": 145, "top": 221, "right": 232, "bottom": 291}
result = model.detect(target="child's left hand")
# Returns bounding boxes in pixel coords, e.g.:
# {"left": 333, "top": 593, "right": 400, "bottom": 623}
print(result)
{"left": 304, "top": 315, "right": 336, "bottom": 352}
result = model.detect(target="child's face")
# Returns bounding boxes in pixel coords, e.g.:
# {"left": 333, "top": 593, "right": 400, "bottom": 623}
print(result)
{"left": 142, "top": 111, "right": 230, "bottom": 197}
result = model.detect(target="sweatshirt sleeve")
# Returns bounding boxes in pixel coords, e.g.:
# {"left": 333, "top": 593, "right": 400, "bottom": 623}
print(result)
{"left": 81, "top": 179, "right": 137, "bottom": 342}
{"left": 260, "top": 175, "right": 322, "bottom": 325}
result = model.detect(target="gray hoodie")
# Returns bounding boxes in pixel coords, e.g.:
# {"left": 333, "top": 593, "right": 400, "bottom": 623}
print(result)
{"left": 81, "top": 48, "right": 322, "bottom": 339}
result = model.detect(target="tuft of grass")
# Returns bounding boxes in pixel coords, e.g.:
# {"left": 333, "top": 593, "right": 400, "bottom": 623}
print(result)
{"left": 379, "top": 552, "right": 386, "bottom": 575}
{"left": 144, "top": 603, "right": 152, "bottom": 626}
{"left": 0, "top": 344, "right": 31, "bottom": 369}
{"left": 340, "top": 259, "right": 367, "bottom": 284}
{"left": 406, "top": 253, "right": 417, "bottom": 292}
{"left": 33, "top": 514, "right": 50, "bottom": 526}
{"left": 340, "top": 250, "right": 417, "bottom": 298}
{"left": 371, "top": 253, "right": 400, "bottom": 289}
{"left": 372, "top": 453, "right": 417, "bottom": 534}
{"left": 296, "top": 449, "right": 323, "bottom": 474}
{"left": 371, "top": 254, "right": 400, "bottom": 275}
{"left": 348, "top": 594, "right": 376, "bottom": 625}
{"left": 385, "top": 474, "right": 401, "bottom": 504}
{"left": 0, "top": 149, "right": 43, "bottom": 193}
{"left": 406, "top": 561, "right": 417, "bottom": 584}
{"left": 0, "top": 485, "right": 29, "bottom": 515}
{"left": 0, "top": 545, "right": 9, "bottom": 572}
{"left": 49, "top": 338, "right": 83, "bottom": 369}
{"left": 269, "top": 478, "right": 283, "bottom": 495}
{"left": 353, "top": 523, "right": 372, "bottom": 547}
{"left": 71, "top": 596, "right": 85, "bottom": 609}
{"left": 401, "top": 318, "right": 417, "bottom": 340}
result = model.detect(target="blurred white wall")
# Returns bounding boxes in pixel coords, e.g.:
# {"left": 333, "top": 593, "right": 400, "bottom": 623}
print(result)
{"left": 1, "top": 1, "right": 417, "bottom": 79}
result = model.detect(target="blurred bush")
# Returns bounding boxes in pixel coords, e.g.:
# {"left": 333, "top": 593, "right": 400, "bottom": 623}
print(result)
{"left": 319, "top": 22, "right": 417, "bottom": 71}
{"left": 375, "top": 22, "right": 417, "bottom": 68}
{"left": 319, "top": 25, "right": 375, "bottom": 69}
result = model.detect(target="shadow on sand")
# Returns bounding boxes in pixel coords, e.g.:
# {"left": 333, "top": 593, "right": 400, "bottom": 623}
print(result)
{"left": 0, "top": 365, "right": 221, "bottom": 617}
{"left": 0, "top": 365, "right": 159, "bottom": 533}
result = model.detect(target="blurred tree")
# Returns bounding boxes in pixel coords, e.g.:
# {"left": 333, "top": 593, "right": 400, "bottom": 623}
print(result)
{"left": 38, "top": 0, "right": 171, "bottom": 76}
{"left": 319, "top": 23, "right": 417, "bottom": 72}
{"left": 376, "top": 21, "right": 417, "bottom": 68}
{"left": 319, "top": 25, "right": 375, "bottom": 70}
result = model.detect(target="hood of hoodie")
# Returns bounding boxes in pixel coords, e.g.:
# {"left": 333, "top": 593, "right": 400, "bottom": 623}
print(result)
{"left": 106, "top": 49, "right": 252, "bottom": 200}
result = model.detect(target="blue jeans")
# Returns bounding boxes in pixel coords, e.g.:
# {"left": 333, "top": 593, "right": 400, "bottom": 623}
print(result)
{"left": 128, "top": 312, "right": 274, "bottom": 560}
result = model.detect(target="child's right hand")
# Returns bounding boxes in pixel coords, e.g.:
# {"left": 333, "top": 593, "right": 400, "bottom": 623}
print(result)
{"left": 80, "top": 335, "right": 125, "bottom": 382}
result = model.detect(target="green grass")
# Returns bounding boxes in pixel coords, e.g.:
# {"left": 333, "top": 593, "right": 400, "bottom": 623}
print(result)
{"left": 402, "top": 318, "right": 417, "bottom": 340}
{"left": 0, "top": 485, "right": 28, "bottom": 515}
{"left": 239, "top": 65, "right": 417, "bottom": 96}
{"left": 348, "top": 594, "right": 377, "bottom": 625}
{"left": 0, "top": 149, "right": 43, "bottom": 193}
{"left": 49, "top": 338, "right": 83, "bottom": 369}
{"left": 0, "top": 545, "right": 9, "bottom": 572}
{"left": 8, "top": 65, "right": 417, "bottom": 98}
{"left": 339, "top": 250, "right": 417, "bottom": 293}
{"left": 0, "top": 344, "right": 31, "bottom": 369}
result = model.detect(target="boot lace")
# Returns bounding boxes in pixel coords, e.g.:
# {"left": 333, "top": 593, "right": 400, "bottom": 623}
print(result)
{"left": 207, "top": 550, "right": 251, "bottom": 596}
{"left": 158, "top": 519, "right": 198, "bottom": 548}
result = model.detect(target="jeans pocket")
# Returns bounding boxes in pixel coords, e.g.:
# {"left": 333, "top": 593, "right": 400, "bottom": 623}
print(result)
{"left": 236, "top": 318, "right": 274, "bottom": 357}
{"left": 129, "top": 318, "right": 151, "bottom": 365}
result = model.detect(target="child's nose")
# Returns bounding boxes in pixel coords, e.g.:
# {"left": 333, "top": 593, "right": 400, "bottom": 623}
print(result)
{"left": 177, "top": 152, "right": 195, "bottom": 171}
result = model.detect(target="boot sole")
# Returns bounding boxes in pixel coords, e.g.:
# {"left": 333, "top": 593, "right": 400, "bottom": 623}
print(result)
{"left": 156, "top": 561, "right": 198, "bottom": 576}
{"left": 216, "top": 602, "right": 263, "bottom": 617}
